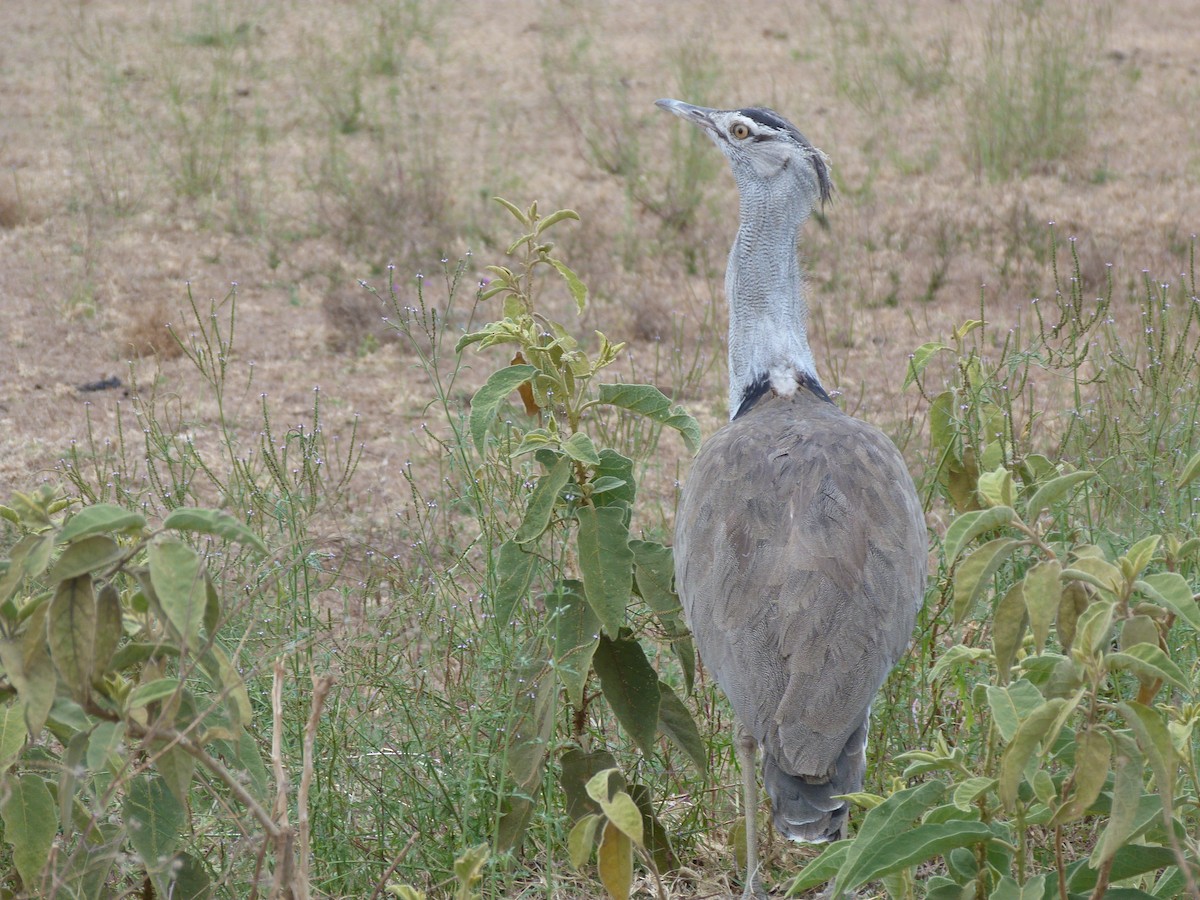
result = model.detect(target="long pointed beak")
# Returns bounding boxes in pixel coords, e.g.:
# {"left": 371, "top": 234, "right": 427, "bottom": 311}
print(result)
{"left": 655, "top": 98, "right": 718, "bottom": 134}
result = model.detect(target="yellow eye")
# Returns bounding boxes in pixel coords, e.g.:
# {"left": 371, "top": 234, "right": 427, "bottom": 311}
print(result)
{"left": 731, "top": 122, "right": 751, "bottom": 140}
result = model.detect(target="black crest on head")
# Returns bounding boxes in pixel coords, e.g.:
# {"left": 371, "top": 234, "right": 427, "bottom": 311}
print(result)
{"left": 741, "top": 106, "right": 833, "bottom": 208}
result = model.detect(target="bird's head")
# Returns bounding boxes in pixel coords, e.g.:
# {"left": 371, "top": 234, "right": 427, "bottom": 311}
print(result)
{"left": 656, "top": 99, "right": 832, "bottom": 212}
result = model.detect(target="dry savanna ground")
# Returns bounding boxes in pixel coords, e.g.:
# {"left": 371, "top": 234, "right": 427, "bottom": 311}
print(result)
{"left": 2, "top": 0, "right": 1200, "bottom": 895}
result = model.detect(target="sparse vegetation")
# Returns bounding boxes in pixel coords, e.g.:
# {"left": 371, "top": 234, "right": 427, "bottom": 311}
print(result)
{"left": 2, "top": 0, "right": 1199, "bottom": 897}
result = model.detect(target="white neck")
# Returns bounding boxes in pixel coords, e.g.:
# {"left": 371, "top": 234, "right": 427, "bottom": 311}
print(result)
{"left": 725, "top": 181, "right": 820, "bottom": 419}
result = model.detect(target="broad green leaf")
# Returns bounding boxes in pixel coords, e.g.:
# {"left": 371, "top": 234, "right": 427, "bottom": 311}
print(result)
{"left": 576, "top": 504, "right": 634, "bottom": 636}
{"left": 0, "top": 702, "right": 26, "bottom": 771}
{"left": 163, "top": 507, "right": 267, "bottom": 555}
{"left": 1094, "top": 744, "right": 1147, "bottom": 868}
{"left": 124, "top": 775, "right": 185, "bottom": 872}
{"left": 953, "top": 538, "right": 1020, "bottom": 624}
{"left": 59, "top": 731, "right": 88, "bottom": 831}
{"left": 992, "top": 581, "right": 1027, "bottom": 682}
{"left": 568, "top": 814, "right": 601, "bottom": 868}
{"left": 841, "top": 799, "right": 994, "bottom": 895}
{"left": 656, "top": 681, "right": 706, "bottom": 772}
{"left": 47, "top": 574, "right": 97, "bottom": 699}
{"left": 1, "top": 772, "right": 58, "bottom": 888}
{"left": 1049, "top": 729, "right": 1110, "bottom": 825}
{"left": 1118, "top": 701, "right": 1176, "bottom": 804}
{"left": 1106, "top": 643, "right": 1190, "bottom": 694}
{"left": 153, "top": 741, "right": 198, "bottom": 808}
{"left": 951, "top": 777, "right": 997, "bottom": 811}
{"left": 91, "top": 582, "right": 123, "bottom": 680}
{"left": 999, "top": 698, "right": 1070, "bottom": 809}
{"left": 592, "top": 634, "right": 660, "bottom": 755}
{"left": 1073, "top": 600, "right": 1115, "bottom": 657}
{"left": 903, "top": 341, "right": 951, "bottom": 390}
{"left": 943, "top": 506, "right": 1017, "bottom": 564}
{"left": 1122, "top": 535, "right": 1161, "bottom": 582}
{"left": 597, "top": 819, "right": 632, "bottom": 900}
{"left": 1120, "top": 615, "right": 1159, "bottom": 652}
{"left": 514, "top": 454, "right": 573, "bottom": 545}
{"left": 0, "top": 534, "right": 53, "bottom": 604}
{"left": 929, "top": 391, "right": 958, "bottom": 462}
{"left": 1177, "top": 449, "right": 1200, "bottom": 488}
{"left": 560, "top": 748, "right": 617, "bottom": 822}
{"left": 1025, "top": 470, "right": 1095, "bottom": 521}
{"left": 535, "top": 207, "right": 580, "bottom": 235}
{"left": 57, "top": 504, "right": 146, "bottom": 543}
{"left": 562, "top": 432, "right": 602, "bottom": 467}
{"left": 629, "top": 540, "right": 680, "bottom": 618}
{"left": 1076, "top": 844, "right": 1178, "bottom": 893}
{"left": 1056, "top": 581, "right": 1090, "bottom": 651}
{"left": 989, "top": 874, "right": 1047, "bottom": 900}
{"left": 493, "top": 540, "right": 538, "bottom": 628}
{"left": 593, "top": 449, "right": 636, "bottom": 506}
{"left": 976, "top": 466, "right": 1014, "bottom": 508}
{"left": 48, "top": 535, "right": 125, "bottom": 582}
{"left": 1022, "top": 560, "right": 1061, "bottom": 653}
{"left": 787, "top": 840, "right": 850, "bottom": 895}
{"left": 0, "top": 612, "right": 55, "bottom": 738}
{"left": 547, "top": 581, "right": 600, "bottom": 708}
{"left": 929, "top": 644, "right": 991, "bottom": 682}
{"left": 839, "top": 781, "right": 946, "bottom": 889}
{"left": 1139, "top": 571, "right": 1200, "bottom": 632}
{"left": 985, "top": 679, "right": 1048, "bottom": 741}
{"left": 549, "top": 259, "right": 588, "bottom": 313}
{"left": 154, "top": 852, "right": 211, "bottom": 900}
{"left": 128, "top": 678, "right": 184, "bottom": 710}
{"left": 1063, "top": 556, "right": 1123, "bottom": 597}
{"left": 468, "top": 365, "right": 537, "bottom": 455}
{"left": 504, "top": 653, "right": 555, "bottom": 790}
{"left": 597, "top": 383, "right": 701, "bottom": 454}
{"left": 148, "top": 537, "right": 206, "bottom": 650}
{"left": 628, "top": 782, "right": 679, "bottom": 873}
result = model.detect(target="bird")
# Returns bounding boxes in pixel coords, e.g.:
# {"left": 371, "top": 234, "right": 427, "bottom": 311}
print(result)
{"left": 658, "top": 99, "right": 927, "bottom": 898}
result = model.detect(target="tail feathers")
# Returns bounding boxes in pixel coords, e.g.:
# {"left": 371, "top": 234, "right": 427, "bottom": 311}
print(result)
{"left": 763, "top": 720, "right": 868, "bottom": 843}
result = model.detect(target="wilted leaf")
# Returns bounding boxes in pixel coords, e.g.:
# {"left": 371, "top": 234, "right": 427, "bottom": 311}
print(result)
{"left": 592, "top": 635, "right": 659, "bottom": 755}
{"left": 0, "top": 772, "right": 58, "bottom": 888}
{"left": 164, "top": 507, "right": 267, "bottom": 555}
{"left": 93, "top": 582, "right": 123, "bottom": 677}
{"left": 597, "top": 819, "right": 632, "bottom": 900}
{"left": 1022, "top": 559, "right": 1062, "bottom": 653}
{"left": 57, "top": 504, "right": 146, "bottom": 544}
{"left": 576, "top": 505, "right": 633, "bottom": 636}
{"left": 504, "top": 654, "right": 555, "bottom": 790}
{"left": 1056, "top": 581, "right": 1090, "bottom": 651}
{"left": 468, "top": 365, "right": 537, "bottom": 455}
{"left": 549, "top": 259, "right": 588, "bottom": 313}
{"left": 628, "top": 782, "right": 679, "bottom": 873}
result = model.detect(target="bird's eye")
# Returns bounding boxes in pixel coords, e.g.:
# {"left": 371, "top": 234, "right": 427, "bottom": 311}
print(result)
{"left": 731, "top": 122, "right": 751, "bottom": 140}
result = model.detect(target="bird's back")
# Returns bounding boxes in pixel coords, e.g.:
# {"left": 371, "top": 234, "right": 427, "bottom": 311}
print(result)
{"left": 674, "top": 385, "right": 926, "bottom": 840}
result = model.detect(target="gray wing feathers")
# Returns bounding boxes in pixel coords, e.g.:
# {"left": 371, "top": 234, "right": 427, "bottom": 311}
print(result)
{"left": 675, "top": 390, "right": 926, "bottom": 837}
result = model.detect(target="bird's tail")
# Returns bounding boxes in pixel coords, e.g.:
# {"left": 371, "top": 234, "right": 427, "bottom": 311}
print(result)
{"left": 762, "top": 719, "right": 868, "bottom": 843}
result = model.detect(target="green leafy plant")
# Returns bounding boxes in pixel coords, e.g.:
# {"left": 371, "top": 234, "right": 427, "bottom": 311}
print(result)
{"left": 454, "top": 199, "right": 703, "bottom": 897}
{"left": 0, "top": 486, "right": 287, "bottom": 896}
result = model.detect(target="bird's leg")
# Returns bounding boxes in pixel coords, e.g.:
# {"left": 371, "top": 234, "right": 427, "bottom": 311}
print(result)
{"left": 735, "top": 724, "right": 767, "bottom": 899}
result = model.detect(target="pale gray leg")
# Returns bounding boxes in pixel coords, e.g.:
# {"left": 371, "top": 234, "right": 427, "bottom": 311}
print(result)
{"left": 735, "top": 724, "right": 767, "bottom": 899}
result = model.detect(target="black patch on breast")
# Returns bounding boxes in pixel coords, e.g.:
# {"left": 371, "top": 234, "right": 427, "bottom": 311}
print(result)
{"left": 733, "top": 371, "right": 834, "bottom": 420}
{"left": 733, "top": 375, "right": 773, "bottom": 420}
